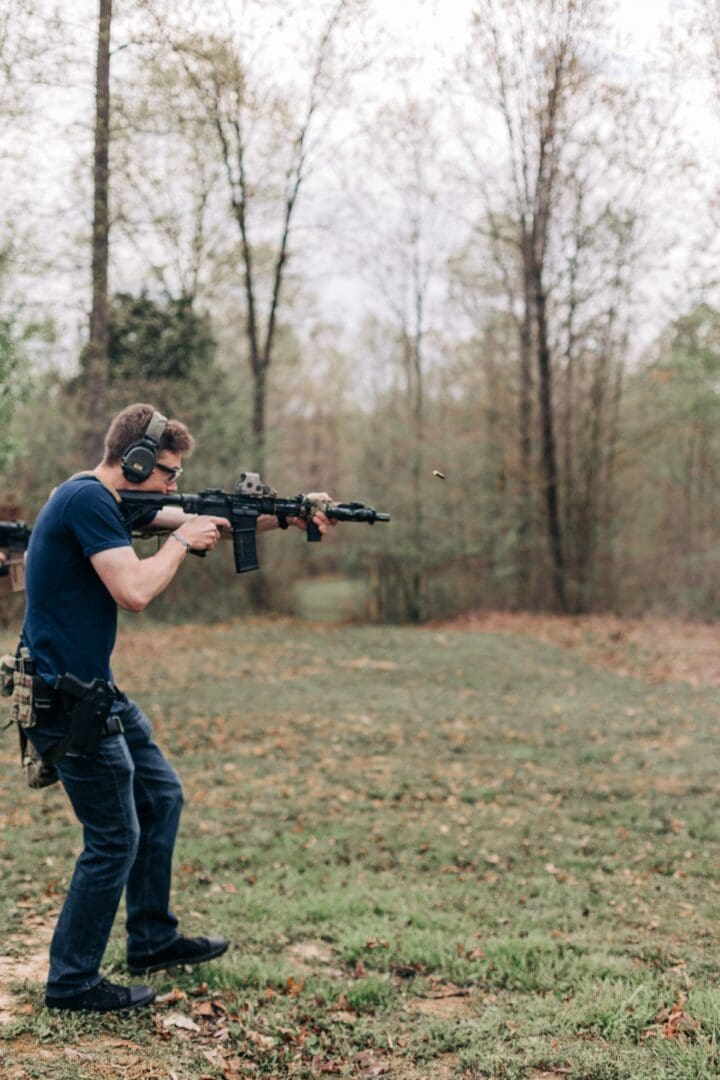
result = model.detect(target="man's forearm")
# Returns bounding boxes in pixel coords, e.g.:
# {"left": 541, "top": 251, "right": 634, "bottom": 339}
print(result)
{"left": 132, "top": 536, "right": 189, "bottom": 609}
{"left": 93, "top": 537, "right": 189, "bottom": 612}
{"left": 151, "top": 508, "right": 194, "bottom": 530}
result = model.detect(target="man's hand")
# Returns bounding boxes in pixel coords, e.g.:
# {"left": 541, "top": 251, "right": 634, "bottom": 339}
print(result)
{"left": 290, "top": 492, "right": 338, "bottom": 537}
{"left": 175, "top": 515, "right": 230, "bottom": 551}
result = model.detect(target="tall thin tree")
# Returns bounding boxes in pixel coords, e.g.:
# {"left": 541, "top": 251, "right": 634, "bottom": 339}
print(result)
{"left": 85, "top": 0, "right": 112, "bottom": 464}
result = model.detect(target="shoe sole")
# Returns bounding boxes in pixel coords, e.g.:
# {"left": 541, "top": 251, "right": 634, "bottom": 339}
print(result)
{"left": 127, "top": 941, "right": 228, "bottom": 975}
{"left": 45, "top": 990, "right": 156, "bottom": 1012}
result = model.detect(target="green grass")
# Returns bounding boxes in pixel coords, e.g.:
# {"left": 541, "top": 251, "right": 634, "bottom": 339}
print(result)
{"left": 292, "top": 575, "right": 369, "bottom": 621}
{"left": 1, "top": 616, "right": 720, "bottom": 1077}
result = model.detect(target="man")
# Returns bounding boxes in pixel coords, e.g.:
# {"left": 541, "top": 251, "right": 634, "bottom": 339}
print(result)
{"left": 21, "top": 403, "right": 333, "bottom": 1012}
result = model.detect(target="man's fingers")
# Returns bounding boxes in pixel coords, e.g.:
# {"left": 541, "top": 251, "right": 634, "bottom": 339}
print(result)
{"left": 312, "top": 512, "right": 332, "bottom": 535}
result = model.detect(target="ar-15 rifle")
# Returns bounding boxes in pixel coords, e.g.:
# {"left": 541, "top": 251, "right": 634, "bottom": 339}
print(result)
{"left": 0, "top": 521, "right": 31, "bottom": 581}
{"left": 120, "top": 472, "right": 390, "bottom": 574}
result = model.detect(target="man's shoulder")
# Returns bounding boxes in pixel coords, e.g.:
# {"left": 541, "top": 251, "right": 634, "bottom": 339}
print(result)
{"left": 53, "top": 475, "right": 120, "bottom": 512}
{"left": 46, "top": 475, "right": 131, "bottom": 555}
{"left": 39, "top": 476, "right": 124, "bottom": 534}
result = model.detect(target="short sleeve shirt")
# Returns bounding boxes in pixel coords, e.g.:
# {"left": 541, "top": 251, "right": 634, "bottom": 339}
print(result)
{"left": 22, "top": 475, "right": 143, "bottom": 686}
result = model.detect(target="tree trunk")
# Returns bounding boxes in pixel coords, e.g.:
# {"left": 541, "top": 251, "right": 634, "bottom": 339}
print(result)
{"left": 251, "top": 367, "right": 267, "bottom": 478}
{"left": 517, "top": 258, "right": 533, "bottom": 606}
{"left": 85, "top": 0, "right": 112, "bottom": 465}
{"left": 409, "top": 328, "right": 424, "bottom": 623}
{"left": 532, "top": 264, "right": 567, "bottom": 611}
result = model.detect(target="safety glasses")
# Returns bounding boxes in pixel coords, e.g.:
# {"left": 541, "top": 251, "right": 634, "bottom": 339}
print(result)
{"left": 154, "top": 463, "right": 183, "bottom": 481}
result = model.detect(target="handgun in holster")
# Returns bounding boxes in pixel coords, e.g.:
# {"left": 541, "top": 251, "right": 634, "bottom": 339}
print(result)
{"left": 52, "top": 673, "right": 121, "bottom": 759}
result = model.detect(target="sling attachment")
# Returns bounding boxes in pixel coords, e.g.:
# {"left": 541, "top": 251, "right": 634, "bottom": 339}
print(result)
{"left": 43, "top": 674, "right": 122, "bottom": 766}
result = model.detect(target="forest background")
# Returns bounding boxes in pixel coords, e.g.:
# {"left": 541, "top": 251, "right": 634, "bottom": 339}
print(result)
{"left": 1, "top": 0, "right": 720, "bottom": 624}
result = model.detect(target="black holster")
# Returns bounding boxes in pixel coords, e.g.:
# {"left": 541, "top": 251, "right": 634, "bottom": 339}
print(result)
{"left": 44, "top": 674, "right": 122, "bottom": 765}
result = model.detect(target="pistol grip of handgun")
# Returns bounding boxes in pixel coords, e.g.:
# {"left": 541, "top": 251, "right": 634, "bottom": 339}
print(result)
{"left": 190, "top": 549, "right": 206, "bottom": 558}
{"left": 306, "top": 519, "right": 322, "bottom": 543}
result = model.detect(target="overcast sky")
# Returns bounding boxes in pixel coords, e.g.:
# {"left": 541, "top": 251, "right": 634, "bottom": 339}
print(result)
{"left": 7, "top": 0, "right": 719, "bottom": 370}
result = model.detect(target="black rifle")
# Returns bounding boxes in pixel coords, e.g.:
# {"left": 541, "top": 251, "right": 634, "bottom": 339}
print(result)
{"left": 0, "top": 521, "right": 31, "bottom": 578}
{"left": 120, "top": 472, "right": 390, "bottom": 574}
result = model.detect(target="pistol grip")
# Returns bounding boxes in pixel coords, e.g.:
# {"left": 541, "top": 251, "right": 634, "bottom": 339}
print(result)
{"left": 306, "top": 519, "right": 322, "bottom": 543}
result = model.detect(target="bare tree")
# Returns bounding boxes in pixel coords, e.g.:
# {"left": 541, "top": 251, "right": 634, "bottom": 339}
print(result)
{"left": 138, "top": 0, "right": 367, "bottom": 475}
{"left": 467, "top": 0, "right": 605, "bottom": 610}
{"left": 112, "top": 64, "right": 222, "bottom": 309}
{"left": 344, "top": 95, "right": 449, "bottom": 621}
{"left": 461, "top": 0, "right": 664, "bottom": 612}
{"left": 84, "top": 0, "right": 112, "bottom": 465}
{"left": 0, "top": 1, "right": 59, "bottom": 284}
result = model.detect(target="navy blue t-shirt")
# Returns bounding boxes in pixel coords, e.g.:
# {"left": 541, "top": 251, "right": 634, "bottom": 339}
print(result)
{"left": 22, "top": 475, "right": 147, "bottom": 686}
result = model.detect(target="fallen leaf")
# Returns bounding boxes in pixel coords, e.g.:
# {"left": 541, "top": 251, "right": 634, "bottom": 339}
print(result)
{"left": 192, "top": 1000, "right": 222, "bottom": 1018}
{"left": 330, "top": 1010, "right": 357, "bottom": 1023}
{"left": 355, "top": 1050, "right": 391, "bottom": 1076}
{"left": 310, "top": 1057, "right": 342, "bottom": 1074}
{"left": 64, "top": 1049, "right": 92, "bottom": 1062}
{"left": 156, "top": 987, "right": 188, "bottom": 1006}
{"left": 246, "top": 1029, "right": 276, "bottom": 1051}
{"left": 163, "top": 1012, "right": 201, "bottom": 1032}
{"left": 659, "top": 994, "right": 701, "bottom": 1039}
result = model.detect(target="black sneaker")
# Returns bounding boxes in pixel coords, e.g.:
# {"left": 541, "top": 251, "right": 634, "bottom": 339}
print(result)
{"left": 127, "top": 935, "right": 228, "bottom": 975}
{"left": 45, "top": 978, "right": 155, "bottom": 1012}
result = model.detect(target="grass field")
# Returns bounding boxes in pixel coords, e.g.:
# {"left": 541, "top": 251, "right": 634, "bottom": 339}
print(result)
{"left": 1, "top": 615, "right": 720, "bottom": 1078}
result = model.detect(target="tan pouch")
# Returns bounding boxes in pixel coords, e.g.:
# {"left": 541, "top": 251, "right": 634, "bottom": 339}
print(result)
{"left": 11, "top": 670, "right": 34, "bottom": 728}
{"left": 9, "top": 649, "right": 35, "bottom": 728}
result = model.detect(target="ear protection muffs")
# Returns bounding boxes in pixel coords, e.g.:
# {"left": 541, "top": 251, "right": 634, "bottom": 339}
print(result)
{"left": 120, "top": 410, "right": 168, "bottom": 483}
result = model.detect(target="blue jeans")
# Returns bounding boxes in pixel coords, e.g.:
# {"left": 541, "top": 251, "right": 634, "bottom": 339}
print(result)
{"left": 44, "top": 697, "right": 184, "bottom": 997}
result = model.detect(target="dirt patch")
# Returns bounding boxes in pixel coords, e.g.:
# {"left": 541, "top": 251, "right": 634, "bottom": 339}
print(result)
{"left": 431, "top": 613, "right": 720, "bottom": 688}
{"left": 286, "top": 939, "right": 345, "bottom": 977}
{"left": 390, "top": 1054, "right": 460, "bottom": 1078}
{"left": 406, "top": 983, "right": 475, "bottom": 1020}
{"left": 0, "top": 925, "right": 51, "bottom": 1026}
{"left": 3, "top": 1038, "right": 171, "bottom": 1080}
{"left": 408, "top": 996, "right": 473, "bottom": 1019}
{"left": 68, "top": 1041, "right": 171, "bottom": 1079}
{"left": 529, "top": 1072, "right": 573, "bottom": 1079}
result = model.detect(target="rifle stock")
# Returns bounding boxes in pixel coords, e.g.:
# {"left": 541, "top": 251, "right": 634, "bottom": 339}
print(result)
{"left": 0, "top": 521, "right": 31, "bottom": 584}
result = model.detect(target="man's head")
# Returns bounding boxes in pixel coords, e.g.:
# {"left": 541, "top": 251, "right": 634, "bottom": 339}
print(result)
{"left": 102, "top": 403, "right": 195, "bottom": 491}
